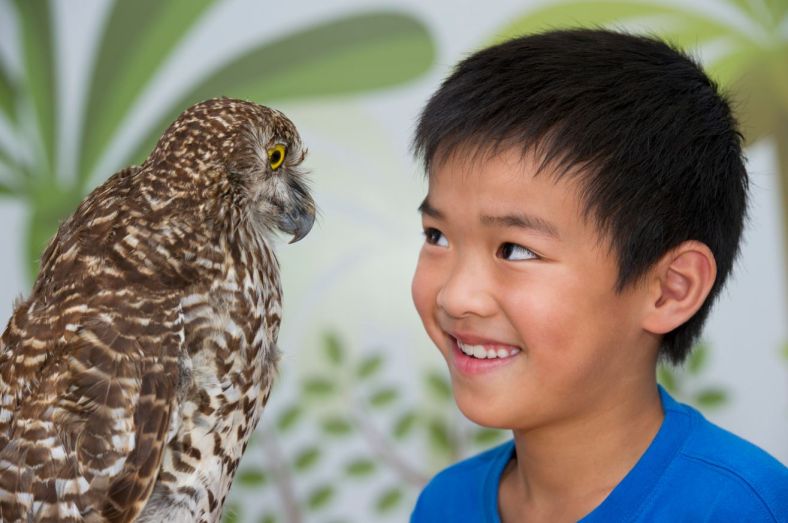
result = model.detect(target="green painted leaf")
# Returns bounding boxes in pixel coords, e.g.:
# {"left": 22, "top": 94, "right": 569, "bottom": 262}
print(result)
{"left": 727, "top": 0, "right": 786, "bottom": 31}
{"left": 128, "top": 11, "right": 436, "bottom": 166}
{"left": 0, "top": 180, "right": 19, "bottom": 198}
{"left": 323, "top": 332, "right": 344, "bottom": 365}
{"left": 782, "top": 342, "right": 788, "bottom": 361}
{"left": 425, "top": 371, "right": 452, "bottom": 402}
{"left": 493, "top": 2, "right": 744, "bottom": 46}
{"left": 773, "top": 0, "right": 788, "bottom": 24}
{"left": 357, "top": 353, "right": 384, "bottom": 379}
{"left": 427, "top": 419, "right": 452, "bottom": 455}
{"left": 307, "top": 485, "right": 334, "bottom": 510}
{"left": 727, "top": 45, "right": 788, "bottom": 145}
{"left": 222, "top": 503, "right": 241, "bottom": 523}
{"left": 258, "top": 514, "right": 277, "bottom": 523}
{"left": 657, "top": 365, "right": 678, "bottom": 394}
{"left": 78, "top": 0, "right": 217, "bottom": 186}
{"left": 25, "top": 183, "right": 83, "bottom": 280}
{"left": 294, "top": 447, "right": 321, "bottom": 471}
{"left": 277, "top": 404, "right": 303, "bottom": 431}
{"left": 0, "top": 145, "right": 17, "bottom": 178}
{"left": 473, "top": 428, "right": 506, "bottom": 446}
{"left": 694, "top": 387, "right": 728, "bottom": 409}
{"left": 393, "top": 411, "right": 418, "bottom": 439}
{"left": 345, "top": 458, "right": 376, "bottom": 477}
{"left": 0, "top": 60, "right": 16, "bottom": 122}
{"left": 237, "top": 468, "right": 268, "bottom": 487}
{"left": 375, "top": 487, "right": 404, "bottom": 513}
{"left": 13, "top": 0, "right": 56, "bottom": 179}
{"left": 303, "top": 377, "right": 337, "bottom": 397}
{"left": 490, "top": 1, "right": 773, "bottom": 90}
{"left": 686, "top": 342, "right": 709, "bottom": 375}
{"left": 369, "top": 387, "right": 399, "bottom": 408}
{"left": 321, "top": 416, "right": 353, "bottom": 436}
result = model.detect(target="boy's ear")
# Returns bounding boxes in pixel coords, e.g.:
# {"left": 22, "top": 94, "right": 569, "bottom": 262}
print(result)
{"left": 641, "top": 240, "right": 717, "bottom": 335}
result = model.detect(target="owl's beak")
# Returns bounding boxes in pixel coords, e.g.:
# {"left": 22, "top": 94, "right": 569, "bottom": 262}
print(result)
{"left": 278, "top": 192, "right": 316, "bottom": 244}
{"left": 285, "top": 206, "right": 315, "bottom": 244}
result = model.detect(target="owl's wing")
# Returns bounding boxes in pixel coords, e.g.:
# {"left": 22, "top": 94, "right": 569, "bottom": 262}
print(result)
{"left": 0, "top": 292, "right": 183, "bottom": 523}
{"left": 35, "top": 166, "right": 139, "bottom": 294}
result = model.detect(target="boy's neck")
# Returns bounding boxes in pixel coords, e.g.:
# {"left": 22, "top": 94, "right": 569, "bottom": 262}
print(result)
{"left": 499, "top": 381, "right": 664, "bottom": 523}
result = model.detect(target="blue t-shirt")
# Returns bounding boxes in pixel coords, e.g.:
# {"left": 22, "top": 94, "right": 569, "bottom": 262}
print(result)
{"left": 411, "top": 387, "right": 787, "bottom": 522}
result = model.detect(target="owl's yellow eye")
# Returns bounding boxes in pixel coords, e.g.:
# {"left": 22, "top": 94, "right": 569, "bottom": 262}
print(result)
{"left": 268, "top": 144, "right": 287, "bottom": 170}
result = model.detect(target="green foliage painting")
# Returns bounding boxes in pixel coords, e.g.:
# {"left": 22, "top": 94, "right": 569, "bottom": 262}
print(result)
{"left": 226, "top": 333, "right": 507, "bottom": 522}
{"left": 0, "top": 0, "right": 436, "bottom": 280}
{"left": 657, "top": 342, "right": 729, "bottom": 410}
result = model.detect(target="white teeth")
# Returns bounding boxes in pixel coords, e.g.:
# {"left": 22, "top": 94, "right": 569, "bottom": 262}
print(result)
{"left": 457, "top": 340, "right": 520, "bottom": 360}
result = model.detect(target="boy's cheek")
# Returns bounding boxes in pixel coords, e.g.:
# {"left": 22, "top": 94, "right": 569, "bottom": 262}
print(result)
{"left": 411, "top": 262, "right": 431, "bottom": 323}
{"left": 411, "top": 259, "right": 442, "bottom": 340}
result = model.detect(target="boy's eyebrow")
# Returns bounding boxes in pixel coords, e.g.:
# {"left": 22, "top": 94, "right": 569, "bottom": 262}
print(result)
{"left": 419, "top": 197, "right": 559, "bottom": 238}
{"left": 418, "top": 198, "right": 443, "bottom": 219}
{"left": 481, "top": 213, "right": 560, "bottom": 238}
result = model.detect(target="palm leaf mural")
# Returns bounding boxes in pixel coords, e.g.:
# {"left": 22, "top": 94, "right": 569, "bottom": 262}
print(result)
{"left": 0, "top": 31, "right": 19, "bottom": 180}
{"left": 0, "top": 50, "right": 15, "bottom": 122}
{"left": 78, "top": 0, "right": 219, "bottom": 188}
{"left": 13, "top": 0, "right": 56, "bottom": 181}
{"left": 0, "top": 2, "right": 435, "bottom": 280}
{"left": 128, "top": 11, "right": 436, "bottom": 169}
{"left": 491, "top": 0, "right": 788, "bottom": 287}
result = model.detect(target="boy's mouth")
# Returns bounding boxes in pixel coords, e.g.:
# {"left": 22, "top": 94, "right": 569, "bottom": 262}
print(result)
{"left": 456, "top": 339, "right": 521, "bottom": 359}
{"left": 452, "top": 335, "right": 522, "bottom": 360}
{"left": 446, "top": 334, "right": 522, "bottom": 376}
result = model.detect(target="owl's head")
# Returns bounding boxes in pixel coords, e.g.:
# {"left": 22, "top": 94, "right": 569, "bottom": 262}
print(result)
{"left": 148, "top": 97, "right": 315, "bottom": 243}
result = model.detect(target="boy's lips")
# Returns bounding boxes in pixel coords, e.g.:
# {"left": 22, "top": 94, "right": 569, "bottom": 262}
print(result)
{"left": 446, "top": 333, "right": 522, "bottom": 375}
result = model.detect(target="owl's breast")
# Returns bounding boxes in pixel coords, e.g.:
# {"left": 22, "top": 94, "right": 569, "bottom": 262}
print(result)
{"left": 142, "top": 242, "right": 281, "bottom": 521}
{"left": 180, "top": 250, "right": 280, "bottom": 438}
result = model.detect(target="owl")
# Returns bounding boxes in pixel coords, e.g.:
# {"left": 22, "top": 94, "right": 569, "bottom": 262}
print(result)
{"left": 0, "top": 98, "right": 314, "bottom": 522}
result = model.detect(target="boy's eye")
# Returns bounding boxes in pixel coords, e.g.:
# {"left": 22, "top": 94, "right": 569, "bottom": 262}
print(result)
{"left": 498, "top": 242, "right": 537, "bottom": 261}
{"left": 423, "top": 227, "right": 448, "bottom": 247}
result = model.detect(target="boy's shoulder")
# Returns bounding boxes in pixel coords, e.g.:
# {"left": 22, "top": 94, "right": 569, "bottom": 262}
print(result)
{"left": 664, "top": 389, "right": 786, "bottom": 482}
{"left": 410, "top": 439, "right": 514, "bottom": 522}
{"left": 649, "top": 390, "right": 788, "bottom": 521}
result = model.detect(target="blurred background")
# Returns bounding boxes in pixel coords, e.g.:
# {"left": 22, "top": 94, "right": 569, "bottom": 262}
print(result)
{"left": 0, "top": 0, "right": 785, "bottom": 521}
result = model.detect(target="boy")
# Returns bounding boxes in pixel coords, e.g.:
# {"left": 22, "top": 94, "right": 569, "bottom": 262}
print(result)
{"left": 409, "top": 29, "right": 787, "bottom": 522}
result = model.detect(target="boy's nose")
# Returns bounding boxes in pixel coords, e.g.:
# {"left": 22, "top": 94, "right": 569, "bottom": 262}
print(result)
{"left": 436, "top": 258, "right": 496, "bottom": 319}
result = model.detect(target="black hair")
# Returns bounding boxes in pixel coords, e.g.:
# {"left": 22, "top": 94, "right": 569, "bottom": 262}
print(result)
{"left": 412, "top": 28, "right": 748, "bottom": 364}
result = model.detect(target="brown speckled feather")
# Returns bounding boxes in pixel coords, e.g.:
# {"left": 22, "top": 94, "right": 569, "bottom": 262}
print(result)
{"left": 0, "top": 98, "right": 314, "bottom": 522}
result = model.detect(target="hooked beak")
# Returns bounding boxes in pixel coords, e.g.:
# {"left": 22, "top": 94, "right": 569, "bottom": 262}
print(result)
{"left": 277, "top": 188, "right": 316, "bottom": 243}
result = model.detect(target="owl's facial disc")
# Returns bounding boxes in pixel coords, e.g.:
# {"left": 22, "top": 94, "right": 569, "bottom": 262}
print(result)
{"left": 246, "top": 145, "right": 314, "bottom": 243}
{"left": 234, "top": 116, "right": 313, "bottom": 242}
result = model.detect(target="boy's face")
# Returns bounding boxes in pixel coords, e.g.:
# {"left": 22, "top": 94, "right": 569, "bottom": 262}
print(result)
{"left": 412, "top": 147, "right": 659, "bottom": 430}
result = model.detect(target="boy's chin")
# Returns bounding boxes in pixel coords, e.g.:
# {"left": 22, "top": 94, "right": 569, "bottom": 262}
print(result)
{"left": 453, "top": 388, "right": 523, "bottom": 432}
